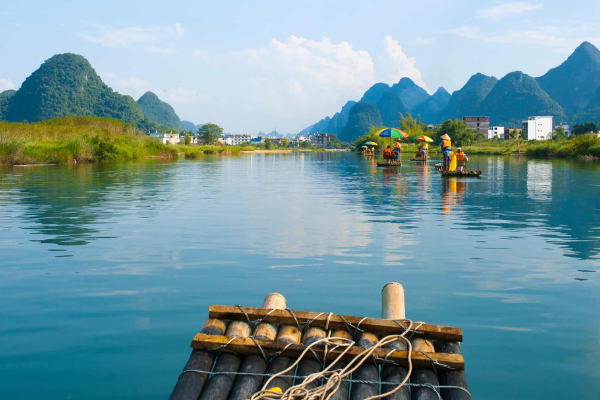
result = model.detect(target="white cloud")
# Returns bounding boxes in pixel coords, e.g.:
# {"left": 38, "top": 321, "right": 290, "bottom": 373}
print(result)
{"left": 476, "top": 2, "right": 543, "bottom": 20}
{"left": 379, "top": 36, "right": 428, "bottom": 91}
{"left": 76, "top": 23, "right": 184, "bottom": 50}
{"left": 449, "top": 25, "right": 600, "bottom": 52}
{"left": 0, "top": 78, "right": 15, "bottom": 91}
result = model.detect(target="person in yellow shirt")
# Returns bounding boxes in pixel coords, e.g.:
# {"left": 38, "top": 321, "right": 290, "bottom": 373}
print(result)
{"left": 421, "top": 143, "right": 429, "bottom": 159}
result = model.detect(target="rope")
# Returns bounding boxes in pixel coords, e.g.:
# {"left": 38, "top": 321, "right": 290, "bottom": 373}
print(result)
{"left": 250, "top": 320, "right": 418, "bottom": 400}
{"left": 178, "top": 369, "right": 472, "bottom": 398}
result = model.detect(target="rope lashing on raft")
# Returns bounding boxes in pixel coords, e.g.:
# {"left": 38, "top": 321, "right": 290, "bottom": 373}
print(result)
{"left": 179, "top": 369, "right": 471, "bottom": 399}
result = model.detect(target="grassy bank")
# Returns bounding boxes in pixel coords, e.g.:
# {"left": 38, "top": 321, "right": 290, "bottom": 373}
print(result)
{"left": 0, "top": 117, "right": 177, "bottom": 165}
{"left": 525, "top": 134, "right": 600, "bottom": 158}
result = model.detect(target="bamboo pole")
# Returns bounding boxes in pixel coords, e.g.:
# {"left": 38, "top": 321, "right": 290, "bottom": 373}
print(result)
{"left": 168, "top": 318, "right": 228, "bottom": 400}
{"left": 327, "top": 330, "right": 353, "bottom": 400}
{"left": 294, "top": 327, "right": 327, "bottom": 391}
{"left": 228, "top": 293, "right": 287, "bottom": 400}
{"left": 434, "top": 341, "right": 469, "bottom": 400}
{"left": 350, "top": 331, "right": 380, "bottom": 400}
{"left": 263, "top": 324, "right": 302, "bottom": 393}
{"left": 199, "top": 294, "right": 285, "bottom": 400}
{"left": 381, "top": 282, "right": 409, "bottom": 400}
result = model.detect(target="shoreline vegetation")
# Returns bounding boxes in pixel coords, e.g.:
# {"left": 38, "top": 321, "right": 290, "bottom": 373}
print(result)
{"left": 3, "top": 117, "right": 600, "bottom": 166}
{"left": 0, "top": 117, "right": 332, "bottom": 166}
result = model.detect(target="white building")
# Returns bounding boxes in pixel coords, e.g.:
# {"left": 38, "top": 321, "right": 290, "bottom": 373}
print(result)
{"left": 219, "top": 134, "right": 253, "bottom": 145}
{"left": 555, "top": 123, "right": 571, "bottom": 137}
{"left": 526, "top": 116, "right": 553, "bottom": 141}
{"left": 487, "top": 126, "right": 505, "bottom": 140}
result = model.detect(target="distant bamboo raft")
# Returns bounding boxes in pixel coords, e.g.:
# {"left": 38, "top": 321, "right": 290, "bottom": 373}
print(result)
{"left": 377, "top": 160, "right": 402, "bottom": 167}
{"left": 169, "top": 283, "right": 470, "bottom": 400}
{"left": 440, "top": 170, "right": 482, "bottom": 176}
{"left": 410, "top": 157, "right": 427, "bottom": 162}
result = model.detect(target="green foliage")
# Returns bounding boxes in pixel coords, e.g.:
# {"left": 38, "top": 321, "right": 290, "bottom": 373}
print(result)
{"left": 572, "top": 122, "right": 598, "bottom": 135}
{"left": 339, "top": 102, "right": 383, "bottom": 142}
{"left": 0, "top": 90, "right": 16, "bottom": 121}
{"left": 400, "top": 113, "right": 427, "bottom": 136}
{"left": 184, "top": 133, "right": 191, "bottom": 145}
{"left": 299, "top": 140, "right": 313, "bottom": 149}
{"left": 434, "top": 119, "right": 474, "bottom": 147}
{"left": 264, "top": 138, "right": 273, "bottom": 150}
{"left": 137, "top": 91, "right": 184, "bottom": 130}
{"left": 352, "top": 126, "right": 386, "bottom": 151}
{"left": 526, "top": 133, "right": 600, "bottom": 157}
{"left": 0, "top": 116, "right": 176, "bottom": 165}
{"left": 198, "top": 123, "right": 223, "bottom": 145}
{"left": 5, "top": 53, "right": 143, "bottom": 124}
{"left": 282, "top": 138, "right": 290, "bottom": 147}
{"left": 552, "top": 127, "right": 568, "bottom": 140}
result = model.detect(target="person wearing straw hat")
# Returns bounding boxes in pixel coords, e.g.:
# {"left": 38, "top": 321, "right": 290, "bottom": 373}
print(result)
{"left": 440, "top": 134, "right": 452, "bottom": 171}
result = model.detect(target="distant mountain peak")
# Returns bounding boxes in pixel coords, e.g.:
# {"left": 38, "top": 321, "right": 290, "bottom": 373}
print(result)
{"left": 137, "top": 91, "right": 183, "bottom": 130}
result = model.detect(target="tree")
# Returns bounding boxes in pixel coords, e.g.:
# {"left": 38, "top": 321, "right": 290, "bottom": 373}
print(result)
{"left": 552, "top": 127, "right": 568, "bottom": 141}
{"left": 264, "top": 138, "right": 273, "bottom": 150}
{"left": 399, "top": 113, "right": 426, "bottom": 136}
{"left": 184, "top": 132, "right": 191, "bottom": 145}
{"left": 434, "top": 119, "right": 474, "bottom": 147}
{"left": 282, "top": 138, "right": 290, "bottom": 147}
{"left": 509, "top": 128, "right": 520, "bottom": 141}
{"left": 299, "top": 140, "right": 313, "bottom": 149}
{"left": 572, "top": 122, "right": 598, "bottom": 136}
{"left": 473, "top": 132, "right": 486, "bottom": 142}
{"left": 197, "top": 123, "right": 223, "bottom": 145}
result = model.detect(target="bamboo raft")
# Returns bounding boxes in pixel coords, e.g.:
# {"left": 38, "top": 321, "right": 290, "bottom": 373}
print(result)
{"left": 169, "top": 283, "right": 470, "bottom": 400}
{"left": 440, "top": 171, "right": 481, "bottom": 177}
{"left": 409, "top": 157, "right": 426, "bottom": 162}
{"left": 376, "top": 160, "right": 402, "bottom": 167}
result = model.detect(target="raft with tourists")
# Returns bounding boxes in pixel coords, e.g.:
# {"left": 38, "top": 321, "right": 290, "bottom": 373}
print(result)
{"left": 169, "top": 282, "right": 470, "bottom": 400}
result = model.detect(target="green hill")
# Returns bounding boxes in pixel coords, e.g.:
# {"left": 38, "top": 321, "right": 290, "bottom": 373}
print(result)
{"left": 309, "top": 116, "right": 331, "bottom": 134}
{"left": 0, "top": 90, "right": 16, "bottom": 120}
{"left": 360, "top": 83, "right": 391, "bottom": 105}
{"left": 339, "top": 102, "right": 383, "bottom": 142}
{"left": 537, "top": 41, "right": 600, "bottom": 113}
{"left": 481, "top": 71, "right": 566, "bottom": 127}
{"left": 376, "top": 90, "right": 407, "bottom": 127}
{"left": 326, "top": 101, "right": 356, "bottom": 135}
{"left": 5, "top": 53, "right": 143, "bottom": 124}
{"left": 572, "top": 86, "right": 600, "bottom": 123}
{"left": 441, "top": 73, "right": 497, "bottom": 121}
{"left": 412, "top": 87, "right": 450, "bottom": 123}
{"left": 390, "top": 78, "right": 430, "bottom": 110}
{"left": 137, "top": 91, "right": 183, "bottom": 130}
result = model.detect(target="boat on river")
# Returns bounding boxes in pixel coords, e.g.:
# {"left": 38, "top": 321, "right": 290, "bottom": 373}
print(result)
{"left": 377, "top": 160, "right": 402, "bottom": 167}
{"left": 169, "top": 283, "right": 470, "bottom": 400}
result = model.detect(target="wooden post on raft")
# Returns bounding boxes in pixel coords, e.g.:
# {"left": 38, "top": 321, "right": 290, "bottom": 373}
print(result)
{"left": 434, "top": 341, "right": 469, "bottom": 400}
{"left": 380, "top": 282, "right": 410, "bottom": 400}
{"left": 263, "top": 323, "right": 303, "bottom": 393}
{"left": 228, "top": 293, "right": 287, "bottom": 400}
{"left": 169, "top": 318, "right": 228, "bottom": 400}
{"left": 199, "top": 293, "right": 285, "bottom": 400}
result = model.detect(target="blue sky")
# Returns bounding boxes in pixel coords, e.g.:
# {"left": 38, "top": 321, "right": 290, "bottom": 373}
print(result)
{"left": 1, "top": 0, "right": 599, "bottom": 133}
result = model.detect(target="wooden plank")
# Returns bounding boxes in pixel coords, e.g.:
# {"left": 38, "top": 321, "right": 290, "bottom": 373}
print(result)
{"left": 208, "top": 305, "right": 463, "bottom": 342}
{"left": 191, "top": 333, "right": 465, "bottom": 371}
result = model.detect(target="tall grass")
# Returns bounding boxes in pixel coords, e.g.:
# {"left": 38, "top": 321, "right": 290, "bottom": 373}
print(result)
{"left": 526, "top": 134, "right": 600, "bottom": 158}
{"left": 0, "top": 117, "right": 176, "bottom": 165}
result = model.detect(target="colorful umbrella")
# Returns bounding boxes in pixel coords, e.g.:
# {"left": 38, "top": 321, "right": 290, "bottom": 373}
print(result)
{"left": 364, "top": 141, "right": 378, "bottom": 146}
{"left": 412, "top": 135, "right": 434, "bottom": 143}
{"left": 376, "top": 128, "right": 408, "bottom": 138}
{"left": 361, "top": 145, "right": 367, "bottom": 148}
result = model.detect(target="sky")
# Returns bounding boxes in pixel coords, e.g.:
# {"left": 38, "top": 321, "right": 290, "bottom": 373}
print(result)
{"left": 1, "top": 0, "right": 600, "bottom": 134}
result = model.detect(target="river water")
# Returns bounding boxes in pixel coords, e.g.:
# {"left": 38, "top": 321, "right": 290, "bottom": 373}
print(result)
{"left": 1, "top": 153, "right": 599, "bottom": 399}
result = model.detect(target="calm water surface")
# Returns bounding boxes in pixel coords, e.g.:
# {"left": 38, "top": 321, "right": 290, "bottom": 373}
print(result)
{"left": 1, "top": 153, "right": 599, "bottom": 399}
